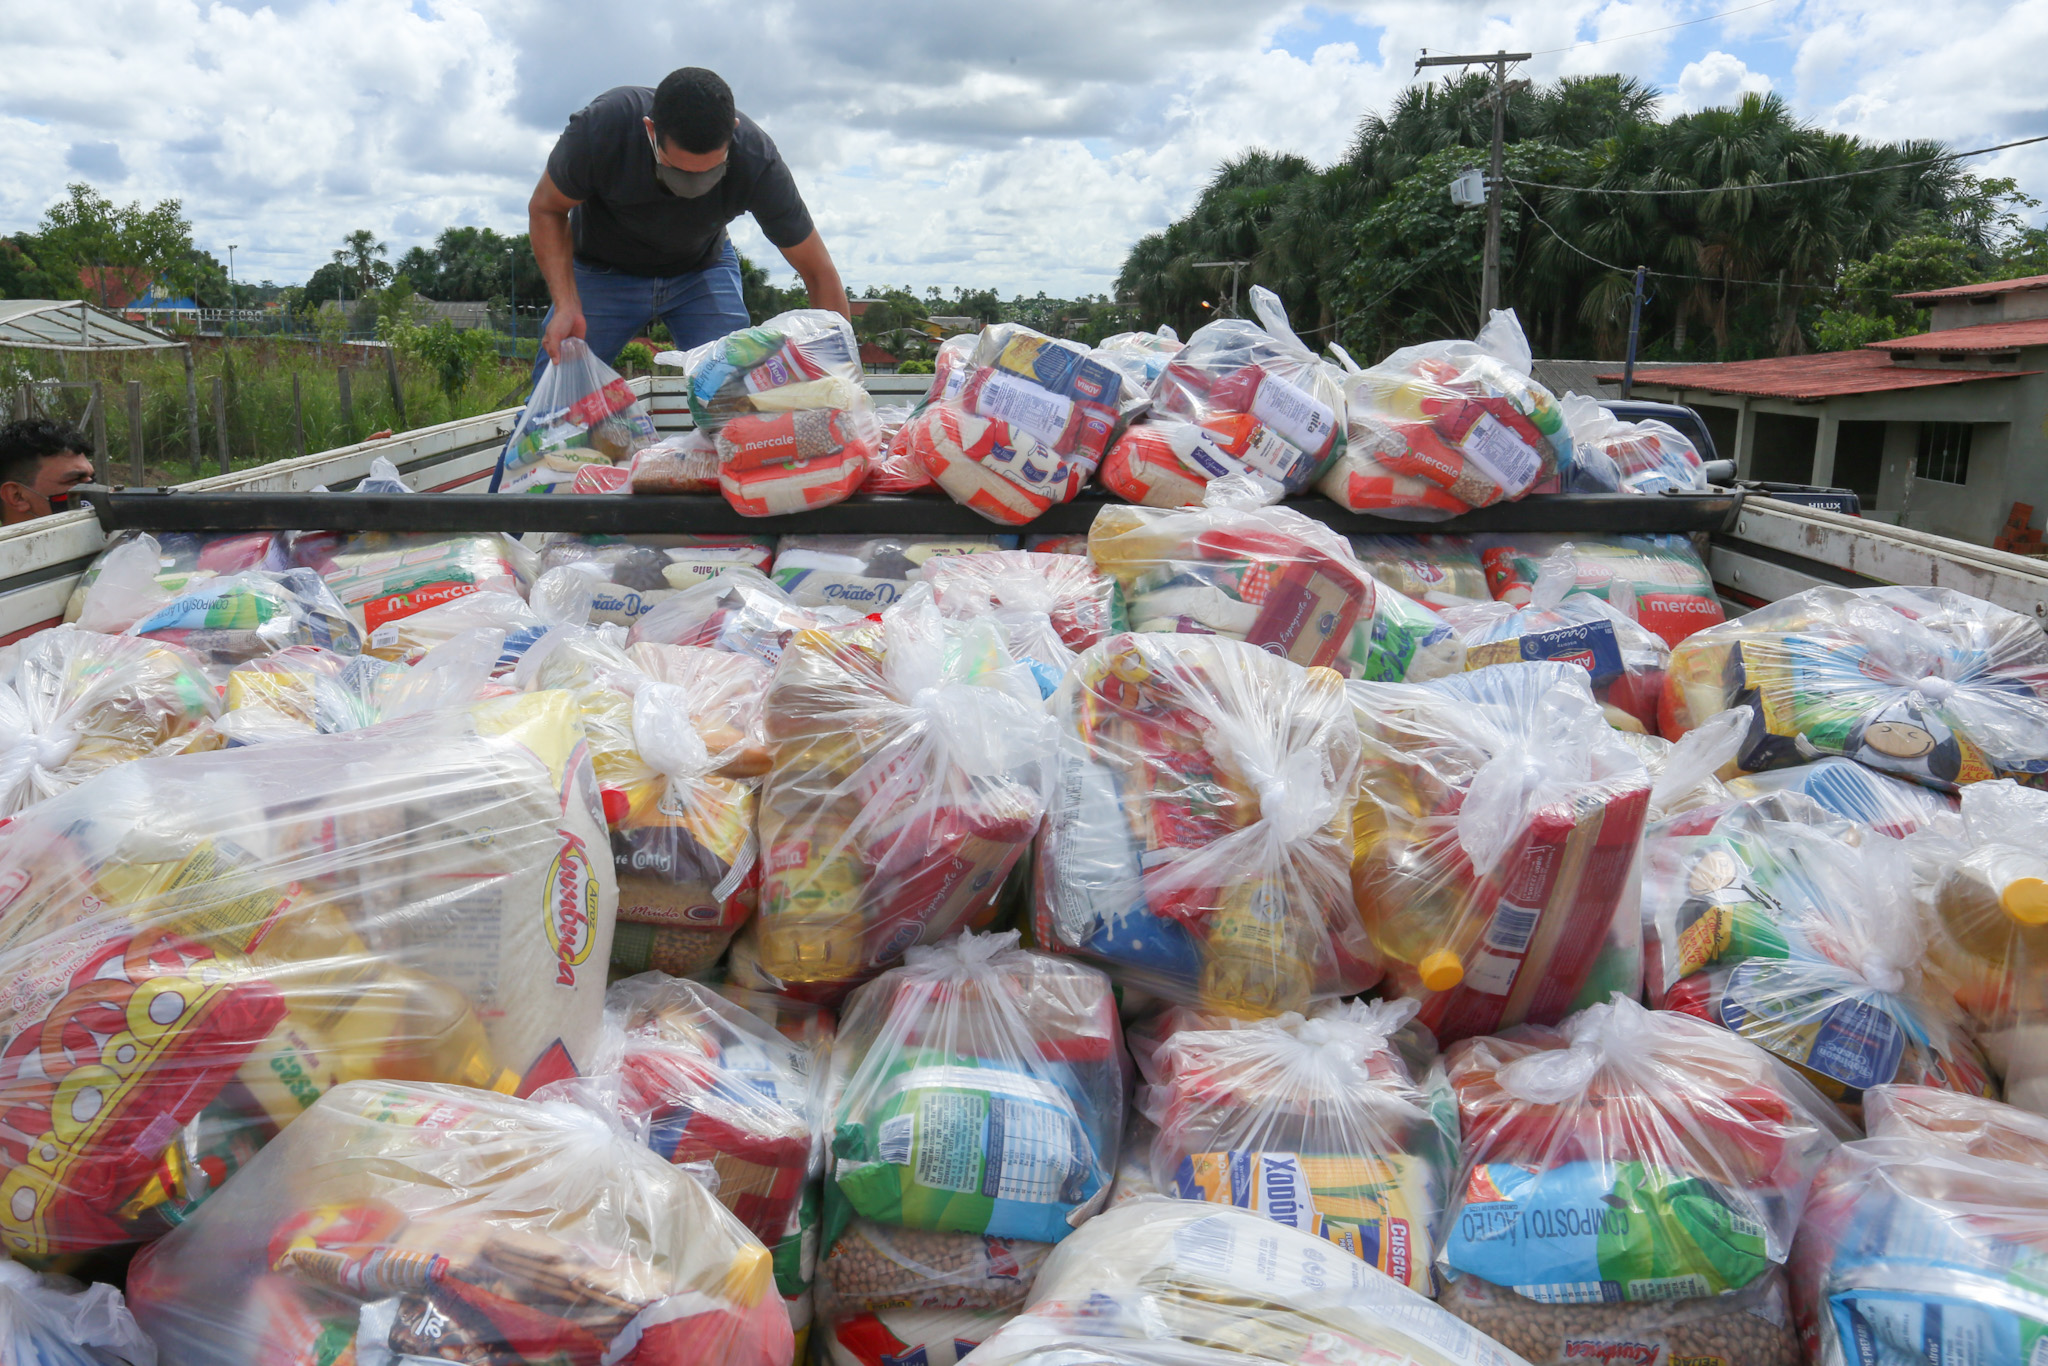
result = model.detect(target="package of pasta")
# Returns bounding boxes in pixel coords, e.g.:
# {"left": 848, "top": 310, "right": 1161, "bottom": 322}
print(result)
{"left": 0, "top": 626, "right": 219, "bottom": 816}
{"left": 1435, "top": 996, "right": 1848, "bottom": 1366}
{"left": 923, "top": 549, "right": 1124, "bottom": 697}
{"left": 964, "top": 1199, "right": 1533, "bottom": 1366}
{"left": 1661, "top": 584, "right": 2048, "bottom": 790}
{"left": 627, "top": 567, "right": 862, "bottom": 668}
{"left": 1033, "top": 631, "right": 1372, "bottom": 1017}
{"left": 772, "top": 534, "right": 1015, "bottom": 613}
{"left": 286, "top": 529, "right": 529, "bottom": 642}
{"left": 736, "top": 592, "right": 1053, "bottom": 997}
{"left": 65, "top": 528, "right": 285, "bottom": 626}
{"left": 1906, "top": 779, "right": 2048, "bottom": 1115}
{"left": 1348, "top": 661, "right": 1652, "bottom": 1045}
{"left": 124, "top": 1079, "right": 791, "bottom": 1366}
{"left": 824, "top": 931, "right": 1126, "bottom": 1245}
{"left": 1350, "top": 534, "right": 1492, "bottom": 609}
{"left": 1642, "top": 795, "right": 1994, "bottom": 1112}
{"left": 532, "top": 533, "right": 777, "bottom": 627}
{"left": 0, "top": 691, "right": 617, "bottom": 1258}
{"left": 1477, "top": 533, "right": 1723, "bottom": 649}
{"left": 1443, "top": 551, "right": 1672, "bottom": 734}
{"left": 494, "top": 337, "right": 658, "bottom": 493}
{"left": 515, "top": 626, "right": 770, "bottom": 978}
{"left": 1788, "top": 1117, "right": 2048, "bottom": 1366}
{"left": 1087, "top": 497, "right": 1381, "bottom": 676}
{"left": 1141, "top": 998, "right": 1456, "bottom": 1293}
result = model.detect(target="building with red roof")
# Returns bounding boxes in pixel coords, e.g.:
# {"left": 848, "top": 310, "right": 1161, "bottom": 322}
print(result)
{"left": 1603, "top": 273, "right": 2048, "bottom": 545}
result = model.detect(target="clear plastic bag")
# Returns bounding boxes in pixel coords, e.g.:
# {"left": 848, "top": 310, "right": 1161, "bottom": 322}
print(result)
{"left": 216, "top": 635, "right": 505, "bottom": 744}
{"left": 816, "top": 1218, "right": 1051, "bottom": 1314}
{"left": 737, "top": 593, "right": 1053, "bottom": 997}
{"left": 0, "top": 1260, "right": 156, "bottom": 1366}
{"left": 923, "top": 549, "right": 1124, "bottom": 697}
{"left": 860, "top": 403, "right": 933, "bottom": 494}
{"left": 1477, "top": 532, "right": 1724, "bottom": 648}
{"left": 1660, "top": 583, "right": 2048, "bottom": 790}
{"left": 124, "top": 1079, "right": 792, "bottom": 1366}
{"left": 0, "top": 692, "right": 616, "bottom": 1257}
{"left": 1141, "top": 999, "right": 1456, "bottom": 1293}
{"left": 1095, "top": 326, "right": 1183, "bottom": 390}
{"left": 1438, "top": 995, "right": 1848, "bottom": 1361}
{"left": 771, "top": 534, "right": 1015, "bottom": 613}
{"left": 964, "top": 1198, "right": 1534, "bottom": 1366}
{"left": 1643, "top": 795, "right": 1994, "bottom": 1112}
{"left": 533, "top": 533, "right": 776, "bottom": 626}
{"left": 821, "top": 1304, "right": 1007, "bottom": 1366}
{"left": 825, "top": 932, "right": 1126, "bottom": 1243}
{"left": 1559, "top": 392, "right": 1708, "bottom": 496}
{"left": 1907, "top": 779, "right": 2048, "bottom": 1114}
{"left": 1146, "top": 287, "right": 1346, "bottom": 499}
{"left": 0, "top": 627, "right": 219, "bottom": 815}
{"left": 1442, "top": 1264, "right": 1800, "bottom": 1366}
{"left": 1086, "top": 498, "right": 1382, "bottom": 677}
{"left": 1322, "top": 311, "right": 1569, "bottom": 519}
{"left": 65, "top": 530, "right": 284, "bottom": 627}
{"left": 1348, "top": 662, "right": 1652, "bottom": 1044}
{"left": 516, "top": 626, "right": 770, "bottom": 978}
{"left": 1724, "top": 757, "right": 1957, "bottom": 838}
{"left": 1350, "top": 533, "right": 1492, "bottom": 609}
{"left": 1442, "top": 549, "right": 1672, "bottom": 734}
{"left": 494, "top": 337, "right": 658, "bottom": 493}
{"left": 1033, "top": 631, "right": 1370, "bottom": 1018}
{"left": 285, "top": 530, "right": 529, "bottom": 645}
{"left": 626, "top": 566, "right": 862, "bottom": 668}
{"left": 1789, "top": 1130, "right": 2048, "bottom": 1366}
{"left": 627, "top": 429, "right": 721, "bottom": 494}
{"left": 1864, "top": 1083, "right": 2048, "bottom": 1162}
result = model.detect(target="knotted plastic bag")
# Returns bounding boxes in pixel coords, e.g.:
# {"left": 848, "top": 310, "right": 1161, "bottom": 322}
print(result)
{"left": 1348, "top": 661, "right": 1652, "bottom": 1045}
{"left": 923, "top": 549, "right": 1124, "bottom": 697}
{"left": 494, "top": 337, "right": 658, "bottom": 493}
{"left": 125, "top": 1080, "right": 792, "bottom": 1366}
{"left": 626, "top": 566, "right": 863, "bottom": 668}
{"left": 215, "top": 632, "right": 505, "bottom": 744}
{"left": 0, "top": 1259, "right": 155, "bottom": 1366}
{"left": 1034, "top": 631, "right": 1370, "bottom": 1017}
{"left": 532, "top": 533, "right": 776, "bottom": 625}
{"left": 1558, "top": 391, "right": 1707, "bottom": 495}
{"left": 1476, "top": 532, "right": 1723, "bottom": 649}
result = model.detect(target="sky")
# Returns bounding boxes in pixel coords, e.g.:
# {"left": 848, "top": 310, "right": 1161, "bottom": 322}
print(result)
{"left": 2, "top": 0, "right": 2044, "bottom": 300}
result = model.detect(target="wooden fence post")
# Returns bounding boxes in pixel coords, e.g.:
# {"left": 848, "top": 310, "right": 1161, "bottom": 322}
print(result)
{"left": 126, "top": 379, "right": 144, "bottom": 485}
{"left": 338, "top": 367, "right": 354, "bottom": 433}
{"left": 291, "top": 372, "right": 307, "bottom": 457}
{"left": 89, "top": 380, "right": 106, "bottom": 468}
{"left": 383, "top": 344, "right": 406, "bottom": 428}
{"left": 182, "top": 345, "right": 202, "bottom": 473}
{"left": 212, "top": 376, "right": 229, "bottom": 475}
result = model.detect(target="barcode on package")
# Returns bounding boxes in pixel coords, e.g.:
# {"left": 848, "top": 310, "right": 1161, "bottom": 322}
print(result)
{"left": 1485, "top": 904, "right": 1539, "bottom": 953}
{"left": 1171, "top": 1216, "right": 1237, "bottom": 1279}
{"left": 985, "top": 1095, "right": 1083, "bottom": 1205}
{"left": 878, "top": 1113, "right": 913, "bottom": 1166}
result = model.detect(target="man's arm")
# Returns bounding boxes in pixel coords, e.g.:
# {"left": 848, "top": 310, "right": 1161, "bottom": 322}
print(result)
{"left": 776, "top": 230, "right": 850, "bottom": 320}
{"left": 529, "top": 172, "right": 585, "bottom": 361}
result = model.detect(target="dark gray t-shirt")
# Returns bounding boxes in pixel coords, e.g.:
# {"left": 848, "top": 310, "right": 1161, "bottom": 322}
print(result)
{"left": 545, "top": 86, "right": 815, "bottom": 277}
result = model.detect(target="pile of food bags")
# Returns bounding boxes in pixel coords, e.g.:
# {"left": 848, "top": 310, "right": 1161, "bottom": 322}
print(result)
{"left": 1102, "top": 287, "right": 1345, "bottom": 507}
{"left": 923, "top": 549, "right": 1123, "bottom": 696}
{"left": 1033, "top": 630, "right": 1373, "bottom": 1017}
{"left": 0, "top": 693, "right": 616, "bottom": 1258}
{"left": 1348, "top": 662, "right": 1652, "bottom": 1044}
{"left": 1558, "top": 392, "right": 1708, "bottom": 495}
{"left": 628, "top": 567, "right": 862, "bottom": 668}
{"left": 1351, "top": 533, "right": 1491, "bottom": 610}
{"left": 1477, "top": 533, "right": 1724, "bottom": 647}
{"left": 494, "top": 338, "right": 658, "bottom": 493}
{"left": 1438, "top": 996, "right": 1850, "bottom": 1365}
{"left": 817, "top": 932, "right": 1126, "bottom": 1364}
{"left": 1661, "top": 583, "right": 2048, "bottom": 789}
{"left": 531, "top": 534, "right": 775, "bottom": 626}
{"left": 677, "top": 310, "right": 878, "bottom": 516}
{"left": 1321, "top": 310, "right": 1569, "bottom": 518}
{"left": 771, "top": 534, "right": 1012, "bottom": 612}
{"left": 124, "top": 1079, "right": 793, "bottom": 1366}
{"left": 733, "top": 593, "right": 1053, "bottom": 999}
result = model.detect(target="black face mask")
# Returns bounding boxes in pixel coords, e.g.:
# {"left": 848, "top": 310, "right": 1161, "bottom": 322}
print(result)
{"left": 647, "top": 130, "right": 727, "bottom": 198}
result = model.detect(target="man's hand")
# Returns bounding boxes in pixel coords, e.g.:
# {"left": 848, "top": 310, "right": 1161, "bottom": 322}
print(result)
{"left": 529, "top": 171, "right": 586, "bottom": 363}
{"left": 543, "top": 304, "right": 586, "bottom": 362}
{"left": 778, "top": 230, "right": 851, "bottom": 320}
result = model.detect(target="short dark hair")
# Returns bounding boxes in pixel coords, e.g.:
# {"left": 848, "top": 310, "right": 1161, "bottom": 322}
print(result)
{"left": 651, "top": 68, "right": 735, "bottom": 155}
{"left": 0, "top": 418, "right": 89, "bottom": 487}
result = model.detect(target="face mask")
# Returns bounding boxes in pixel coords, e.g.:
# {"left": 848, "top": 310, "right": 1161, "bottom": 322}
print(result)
{"left": 647, "top": 129, "right": 728, "bottom": 198}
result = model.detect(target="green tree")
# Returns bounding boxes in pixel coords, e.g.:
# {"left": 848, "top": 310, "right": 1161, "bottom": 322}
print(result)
{"left": 31, "top": 183, "right": 199, "bottom": 307}
{"left": 336, "top": 230, "right": 392, "bottom": 294}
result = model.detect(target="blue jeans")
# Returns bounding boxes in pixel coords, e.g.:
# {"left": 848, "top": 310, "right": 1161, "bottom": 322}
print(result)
{"left": 528, "top": 239, "right": 749, "bottom": 385}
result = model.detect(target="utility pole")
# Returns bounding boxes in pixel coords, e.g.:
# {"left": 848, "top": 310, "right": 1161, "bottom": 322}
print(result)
{"left": 1191, "top": 260, "right": 1251, "bottom": 316}
{"left": 1416, "top": 49, "right": 1529, "bottom": 319}
{"left": 228, "top": 244, "right": 238, "bottom": 338}
{"left": 1622, "top": 265, "right": 1648, "bottom": 398}
{"left": 506, "top": 247, "right": 517, "bottom": 355}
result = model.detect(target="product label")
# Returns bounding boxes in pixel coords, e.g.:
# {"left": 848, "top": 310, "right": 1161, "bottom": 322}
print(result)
{"left": 1249, "top": 372, "right": 1337, "bottom": 458}
{"left": 876, "top": 1065, "right": 1090, "bottom": 1209}
{"left": 1719, "top": 961, "right": 1906, "bottom": 1091}
{"left": 1460, "top": 411, "right": 1544, "bottom": 494}
{"left": 974, "top": 372, "right": 1074, "bottom": 448}
{"left": 1174, "top": 1149, "right": 1434, "bottom": 1291}
{"left": 1468, "top": 620, "right": 1625, "bottom": 683}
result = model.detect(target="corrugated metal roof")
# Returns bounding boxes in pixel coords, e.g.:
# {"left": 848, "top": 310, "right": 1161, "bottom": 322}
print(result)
{"left": 1896, "top": 273, "right": 2048, "bottom": 303}
{"left": 1597, "top": 348, "right": 2034, "bottom": 400}
{"left": 0, "top": 299, "right": 179, "bottom": 351}
{"left": 1866, "top": 318, "right": 2048, "bottom": 353}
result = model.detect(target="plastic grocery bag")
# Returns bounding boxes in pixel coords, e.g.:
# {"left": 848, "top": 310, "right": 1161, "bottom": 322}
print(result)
{"left": 1141, "top": 999, "right": 1456, "bottom": 1293}
{"left": 0, "top": 692, "right": 617, "bottom": 1257}
{"left": 815, "top": 1218, "right": 1052, "bottom": 1316}
{"left": 964, "top": 1199, "right": 1534, "bottom": 1366}
{"left": 1641, "top": 794, "right": 1993, "bottom": 1112}
{"left": 1351, "top": 533, "right": 1492, "bottom": 609}
{"left": 1661, "top": 584, "right": 2048, "bottom": 790}
{"left": 1442, "top": 549, "right": 1672, "bottom": 734}
{"left": 494, "top": 337, "right": 657, "bottom": 493}
{"left": 1721, "top": 757, "right": 1957, "bottom": 837}
{"left": 736, "top": 592, "right": 1053, "bottom": 997}
{"left": 1087, "top": 497, "right": 1384, "bottom": 677}
{"left": 64, "top": 529, "right": 284, "bottom": 627}
{"left": 1095, "top": 326, "right": 1183, "bottom": 389}
{"left": 821, "top": 1304, "right": 1006, "bottom": 1366}
{"left": 1321, "top": 311, "right": 1568, "bottom": 519}
{"left": 0, "top": 627, "right": 219, "bottom": 815}
{"left": 1033, "top": 631, "right": 1371, "bottom": 1017}
{"left": 517, "top": 627, "right": 769, "bottom": 977}
{"left": 1788, "top": 1127, "right": 2048, "bottom": 1366}
{"left": 1477, "top": 533, "right": 1724, "bottom": 648}
{"left": 286, "top": 529, "right": 529, "bottom": 643}
{"left": 533, "top": 533, "right": 776, "bottom": 626}
{"left": 1437, "top": 996, "right": 1848, "bottom": 1363}
{"left": 0, "top": 1260, "right": 155, "bottom": 1366}
{"left": 1559, "top": 392, "right": 1707, "bottom": 495}
{"left": 79, "top": 535, "right": 361, "bottom": 672}
{"left": 626, "top": 428, "right": 720, "bottom": 494}
{"left": 1348, "top": 662, "right": 1652, "bottom": 1044}
{"left": 825, "top": 932, "right": 1126, "bottom": 1243}
{"left": 923, "top": 549, "right": 1124, "bottom": 697}
{"left": 1907, "top": 779, "right": 2048, "bottom": 1114}
{"left": 860, "top": 402, "right": 934, "bottom": 494}
{"left": 627, "top": 566, "right": 862, "bottom": 668}
{"left": 1864, "top": 1083, "right": 2048, "bottom": 1160}
{"left": 124, "top": 1079, "right": 791, "bottom": 1366}
{"left": 215, "top": 635, "right": 505, "bottom": 744}
{"left": 772, "top": 534, "right": 1014, "bottom": 612}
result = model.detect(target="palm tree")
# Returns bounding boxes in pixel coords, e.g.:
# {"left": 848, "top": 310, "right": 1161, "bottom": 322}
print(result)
{"left": 338, "top": 229, "right": 391, "bottom": 295}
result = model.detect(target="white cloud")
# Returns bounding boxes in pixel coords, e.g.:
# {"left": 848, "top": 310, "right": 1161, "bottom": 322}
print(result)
{"left": 1673, "top": 51, "right": 1773, "bottom": 112}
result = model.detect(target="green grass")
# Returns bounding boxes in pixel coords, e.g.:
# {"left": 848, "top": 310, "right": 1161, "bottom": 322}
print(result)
{"left": 1, "top": 337, "right": 536, "bottom": 484}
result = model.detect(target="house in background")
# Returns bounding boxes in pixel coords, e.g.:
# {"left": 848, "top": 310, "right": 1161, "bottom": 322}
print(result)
{"left": 1604, "top": 274, "right": 2048, "bottom": 545}
{"left": 859, "top": 342, "right": 899, "bottom": 374}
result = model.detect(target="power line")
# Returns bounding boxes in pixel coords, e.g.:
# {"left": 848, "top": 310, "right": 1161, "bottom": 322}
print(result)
{"left": 1509, "top": 132, "right": 2048, "bottom": 196}
{"left": 1525, "top": 0, "right": 1784, "bottom": 56}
